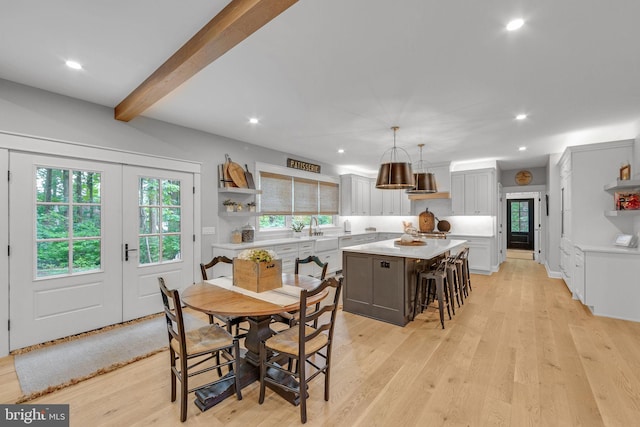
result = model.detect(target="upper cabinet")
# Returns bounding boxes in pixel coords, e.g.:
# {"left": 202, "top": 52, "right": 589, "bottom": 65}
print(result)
{"left": 340, "top": 174, "right": 370, "bottom": 216}
{"left": 451, "top": 168, "right": 496, "bottom": 215}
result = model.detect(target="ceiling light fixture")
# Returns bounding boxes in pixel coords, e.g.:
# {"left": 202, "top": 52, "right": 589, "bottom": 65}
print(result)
{"left": 375, "top": 126, "right": 414, "bottom": 190}
{"left": 249, "top": 117, "right": 259, "bottom": 124}
{"left": 406, "top": 144, "right": 437, "bottom": 194}
{"left": 516, "top": 113, "right": 527, "bottom": 120}
{"left": 65, "top": 60, "right": 82, "bottom": 70}
{"left": 519, "top": 146, "right": 527, "bottom": 151}
{"left": 338, "top": 149, "right": 345, "bottom": 153}
{"left": 506, "top": 18, "right": 525, "bottom": 31}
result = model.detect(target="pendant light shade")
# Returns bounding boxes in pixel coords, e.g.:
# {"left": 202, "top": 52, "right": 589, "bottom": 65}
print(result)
{"left": 375, "top": 126, "right": 415, "bottom": 189}
{"left": 406, "top": 144, "right": 438, "bottom": 194}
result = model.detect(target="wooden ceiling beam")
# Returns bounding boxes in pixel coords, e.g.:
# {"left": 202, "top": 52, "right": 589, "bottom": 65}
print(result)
{"left": 115, "top": 0, "right": 298, "bottom": 122}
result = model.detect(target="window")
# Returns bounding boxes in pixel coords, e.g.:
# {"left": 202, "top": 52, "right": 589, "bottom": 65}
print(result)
{"left": 258, "top": 168, "right": 339, "bottom": 230}
{"left": 138, "top": 178, "right": 182, "bottom": 264}
{"left": 36, "top": 168, "right": 102, "bottom": 277}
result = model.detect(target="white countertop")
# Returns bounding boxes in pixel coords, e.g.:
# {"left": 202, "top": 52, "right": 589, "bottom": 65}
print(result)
{"left": 574, "top": 244, "right": 640, "bottom": 255}
{"left": 341, "top": 238, "right": 467, "bottom": 260}
{"left": 211, "top": 231, "right": 383, "bottom": 250}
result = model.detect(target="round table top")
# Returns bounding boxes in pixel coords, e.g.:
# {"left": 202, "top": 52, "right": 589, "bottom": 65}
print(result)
{"left": 181, "top": 273, "right": 327, "bottom": 317}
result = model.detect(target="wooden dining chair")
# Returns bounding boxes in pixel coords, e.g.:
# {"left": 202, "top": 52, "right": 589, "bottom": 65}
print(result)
{"left": 258, "top": 276, "right": 343, "bottom": 424}
{"left": 271, "top": 256, "right": 328, "bottom": 328}
{"left": 200, "top": 255, "right": 248, "bottom": 338}
{"left": 158, "top": 277, "right": 242, "bottom": 422}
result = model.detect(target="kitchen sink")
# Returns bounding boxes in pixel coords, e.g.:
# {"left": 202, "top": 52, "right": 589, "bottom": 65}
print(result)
{"left": 313, "top": 236, "right": 339, "bottom": 252}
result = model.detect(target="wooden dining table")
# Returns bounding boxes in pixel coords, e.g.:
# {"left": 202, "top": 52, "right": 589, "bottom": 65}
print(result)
{"left": 181, "top": 273, "right": 327, "bottom": 411}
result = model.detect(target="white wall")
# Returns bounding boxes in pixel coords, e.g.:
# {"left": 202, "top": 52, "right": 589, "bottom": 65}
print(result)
{"left": 0, "top": 79, "right": 341, "bottom": 260}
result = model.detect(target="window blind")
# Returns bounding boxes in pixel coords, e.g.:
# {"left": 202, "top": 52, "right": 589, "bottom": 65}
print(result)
{"left": 260, "top": 172, "right": 292, "bottom": 214}
{"left": 294, "top": 177, "right": 318, "bottom": 215}
{"left": 319, "top": 182, "right": 339, "bottom": 214}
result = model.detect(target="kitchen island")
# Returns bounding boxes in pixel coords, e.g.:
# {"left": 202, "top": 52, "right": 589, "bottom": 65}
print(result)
{"left": 342, "top": 238, "right": 467, "bottom": 326}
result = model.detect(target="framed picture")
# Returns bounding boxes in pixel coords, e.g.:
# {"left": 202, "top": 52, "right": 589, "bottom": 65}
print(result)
{"left": 620, "top": 164, "right": 631, "bottom": 180}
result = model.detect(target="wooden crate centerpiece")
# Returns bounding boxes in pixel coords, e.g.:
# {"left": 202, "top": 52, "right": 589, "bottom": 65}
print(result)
{"left": 233, "top": 249, "right": 282, "bottom": 292}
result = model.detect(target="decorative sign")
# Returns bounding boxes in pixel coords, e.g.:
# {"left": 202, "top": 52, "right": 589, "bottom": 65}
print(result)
{"left": 287, "top": 158, "right": 321, "bottom": 173}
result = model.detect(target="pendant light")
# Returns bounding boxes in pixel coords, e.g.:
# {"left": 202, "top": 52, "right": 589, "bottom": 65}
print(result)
{"left": 375, "top": 126, "right": 415, "bottom": 189}
{"left": 406, "top": 144, "right": 438, "bottom": 194}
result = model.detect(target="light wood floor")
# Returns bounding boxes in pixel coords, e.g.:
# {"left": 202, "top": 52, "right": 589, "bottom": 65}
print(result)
{"left": 3, "top": 259, "right": 640, "bottom": 426}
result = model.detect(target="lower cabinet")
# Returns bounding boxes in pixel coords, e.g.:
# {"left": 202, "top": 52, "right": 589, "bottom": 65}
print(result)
{"left": 449, "top": 234, "right": 493, "bottom": 274}
{"left": 342, "top": 251, "right": 413, "bottom": 326}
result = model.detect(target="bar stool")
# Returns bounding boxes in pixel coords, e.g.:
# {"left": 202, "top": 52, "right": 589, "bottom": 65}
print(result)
{"left": 413, "top": 259, "right": 451, "bottom": 329}
{"left": 446, "top": 255, "right": 463, "bottom": 309}
{"left": 459, "top": 247, "right": 472, "bottom": 293}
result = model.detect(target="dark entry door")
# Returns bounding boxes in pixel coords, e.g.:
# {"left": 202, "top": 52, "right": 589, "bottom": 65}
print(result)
{"left": 507, "top": 198, "right": 534, "bottom": 250}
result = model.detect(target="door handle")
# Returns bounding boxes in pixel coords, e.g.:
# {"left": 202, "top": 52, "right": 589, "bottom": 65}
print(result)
{"left": 125, "top": 243, "right": 138, "bottom": 261}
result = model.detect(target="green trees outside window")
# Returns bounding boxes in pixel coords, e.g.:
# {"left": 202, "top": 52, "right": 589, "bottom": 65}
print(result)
{"left": 36, "top": 168, "right": 102, "bottom": 277}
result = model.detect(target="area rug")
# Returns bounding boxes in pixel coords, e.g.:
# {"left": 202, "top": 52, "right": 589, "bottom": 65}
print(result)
{"left": 13, "top": 312, "right": 204, "bottom": 402}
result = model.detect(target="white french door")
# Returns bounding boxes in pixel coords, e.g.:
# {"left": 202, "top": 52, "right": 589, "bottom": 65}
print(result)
{"left": 122, "top": 166, "right": 194, "bottom": 321}
{"left": 9, "top": 155, "right": 195, "bottom": 350}
{"left": 9, "top": 153, "right": 123, "bottom": 350}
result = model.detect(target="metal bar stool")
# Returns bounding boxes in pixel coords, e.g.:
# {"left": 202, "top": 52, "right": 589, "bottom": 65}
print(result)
{"left": 413, "top": 259, "right": 451, "bottom": 329}
{"left": 446, "top": 255, "right": 463, "bottom": 310}
{"left": 459, "top": 247, "right": 472, "bottom": 293}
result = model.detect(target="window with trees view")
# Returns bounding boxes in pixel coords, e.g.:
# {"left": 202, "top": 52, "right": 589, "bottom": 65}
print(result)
{"left": 258, "top": 171, "right": 338, "bottom": 230}
{"left": 138, "top": 177, "right": 182, "bottom": 264}
{"left": 36, "top": 167, "right": 102, "bottom": 277}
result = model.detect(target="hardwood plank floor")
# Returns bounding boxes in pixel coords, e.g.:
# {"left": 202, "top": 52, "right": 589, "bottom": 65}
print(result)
{"left": 2, "top": 259, "right": 640, "bottom": 426}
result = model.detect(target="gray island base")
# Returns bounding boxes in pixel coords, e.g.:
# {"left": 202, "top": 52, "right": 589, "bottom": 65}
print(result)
{"left": 342, "top": 239, "right": 467, "bottom": 326}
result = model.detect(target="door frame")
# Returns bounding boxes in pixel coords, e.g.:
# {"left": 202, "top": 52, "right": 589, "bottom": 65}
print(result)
{"left": 503, "top": 188, "right": 545, "bottom": 263}
{"left": 507, "top": 198, "right": 535, "bottom": 250}
{"left": 0, "top": 149, "right": 8, "bottom": 356}
{"left": 0, "top": 132, "right": 201, "bottom": 356}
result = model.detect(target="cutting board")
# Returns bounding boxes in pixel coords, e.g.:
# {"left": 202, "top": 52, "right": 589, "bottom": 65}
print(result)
{"left": 244, "top": 164, "right": 255, "bottom": 189}
{"left": 227, "top": 156, "right": 248, "bottom": 188}
{"left": 223, "top": 154, "right": 236, "bottom": 187}
{"left": 394, "top": 239, "right": 426, "bottom": 246}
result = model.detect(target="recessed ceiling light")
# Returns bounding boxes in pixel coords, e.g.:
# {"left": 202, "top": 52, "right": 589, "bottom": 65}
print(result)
{"left": 338, "top": 149, "right": 345, "bottom": 154}
{"left": 506, "top": 18, "right": 525, "bottom": 31}
{"left": 519, "top": 146, "right": 527, "bottom": 151}
{"left": 248, "top": 117, "right": 259, "bottom": 124}
{"left": 65, "top": 60, "right": 83, "bottom": 70}
{"left": 515, "top": 114, "right": 528, "bottom": 120}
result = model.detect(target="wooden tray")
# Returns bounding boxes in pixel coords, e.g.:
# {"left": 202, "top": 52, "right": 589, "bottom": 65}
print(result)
{"left": 394, "top": 239, "right": 426, "bottom": 246}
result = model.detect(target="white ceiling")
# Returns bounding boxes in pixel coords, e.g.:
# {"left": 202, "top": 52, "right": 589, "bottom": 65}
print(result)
{"left": 2, "top": 0, "right": 640, "bottom": 175}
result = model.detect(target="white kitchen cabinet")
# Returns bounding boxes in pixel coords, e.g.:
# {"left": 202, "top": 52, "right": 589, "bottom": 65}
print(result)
{"left": 271, "top": 242, "right": 299, "bottom": 274}
{"left": 581, "top": 247, "right": 640, "bottom": 322}
{"left": 340, "top": 174, "right": 370, "bottom": 216}
{"left": 369, "top": 181, "right": 383, "bottom": 215}
{"left": 450, "top": 169, "right": 495, "bottom": 215}
{"left": 449, "top": 235, "right": 493, "bottom": 274}
{"left": 370, "top": 185, "right": 411, "bottom": 216}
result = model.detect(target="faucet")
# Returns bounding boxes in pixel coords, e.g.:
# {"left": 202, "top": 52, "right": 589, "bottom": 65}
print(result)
{"left": 309, "top": 216, "right": 320, "bottom": 236}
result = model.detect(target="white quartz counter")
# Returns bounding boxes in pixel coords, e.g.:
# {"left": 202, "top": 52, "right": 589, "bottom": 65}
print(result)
{"left": 212, "top": 231, "right": 383, "bottom": 250}
{"left": 341, "top": 238, "right": 467, "bottom": 260}
{"left": 574, "top": 244, "right": 640, "bottom": 255}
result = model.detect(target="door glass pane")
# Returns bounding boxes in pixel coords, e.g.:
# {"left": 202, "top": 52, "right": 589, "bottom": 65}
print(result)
{"left": 36, "top": 168, "right": 69, "bottom": 202}
{"left": 510, "top": 201, "right": 529, "bottom": 233}
{"left": 162, "top": 208, "right": 181, "bottom": 232}
{"left": 37, "top": 241, "right": 69, "bottom": 277}
{"left": 139, "top": 207, "right": 160, "bottom": 234}
{"left": 72, "top": 171, "right": 101, "bottom": 203}
{"left": 162, "top": 179, "right": 180, "bottom": 206}
{"left": 37, "top": 205, "right": 69, "bottom": 239}
{"left": 139, "top": 236, "right": 159, "bottom": 264}
{"left": 35, "top": 167, "right": 102, "bottom": 277}
{"left": 73, "top": 206, "right": 101, "bottom": 237}
{"left": 162, "top": 235, "right": 181, "bottom": 262}
{"left": 73, "top": 239, "right": 101, "bottom": 272}
{"left": 138, "top": 177, "right": 182, "bottom": 265}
